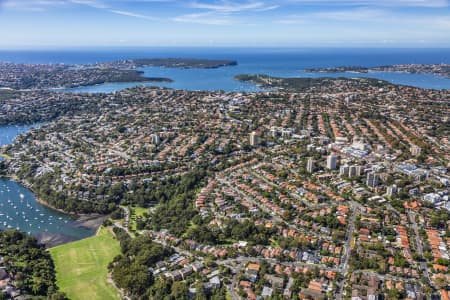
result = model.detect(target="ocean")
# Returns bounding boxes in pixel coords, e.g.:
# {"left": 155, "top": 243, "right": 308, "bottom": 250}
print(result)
{"left": 0, "top": 47, "right": 449, "bottom": 91}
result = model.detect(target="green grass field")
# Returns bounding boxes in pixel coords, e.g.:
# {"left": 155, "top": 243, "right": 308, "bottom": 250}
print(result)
{"left": 127, "top": 206, "right": 150, "bottom": 232}
{"left": 132, "top": 206, "right": 149, "bottom": 217}
{"left": 50, "top": 227, "right": 121, "bottom": 300}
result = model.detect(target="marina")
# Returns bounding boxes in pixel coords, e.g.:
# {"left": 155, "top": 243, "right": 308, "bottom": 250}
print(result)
{"left": 0, "top": 125, "right": 95, "bottom": 244}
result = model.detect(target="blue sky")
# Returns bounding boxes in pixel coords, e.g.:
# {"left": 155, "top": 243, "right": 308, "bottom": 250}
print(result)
{"left": 0, "top": 0, "right": 449, "bottom": 48}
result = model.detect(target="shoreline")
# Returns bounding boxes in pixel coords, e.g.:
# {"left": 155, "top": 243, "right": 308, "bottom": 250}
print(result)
{"left": 49, "top": 77, "right": 173, "bottom": 92}
{"left": 4, "top": 174, "right": 79, "bottom": 216}
{"left": 0, "top": 175, "right": 107, "bottom": 246}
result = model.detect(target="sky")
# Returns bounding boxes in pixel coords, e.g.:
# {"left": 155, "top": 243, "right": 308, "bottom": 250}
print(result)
{"left": 0, "top": 0, "right": 449, "bottom": 48}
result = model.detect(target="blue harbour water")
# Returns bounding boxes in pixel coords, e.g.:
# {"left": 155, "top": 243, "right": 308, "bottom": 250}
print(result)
{"left": 0, "top": 180, "right": 94, "bottom": 239}
{"left": 0, "top": 124, "right": 39, "bottom": 150}
{"left": 0, "top": 125, "right": 95, "bottom": 242}
{"left": 0, "top": 48, "right": 449, "bottom": 91}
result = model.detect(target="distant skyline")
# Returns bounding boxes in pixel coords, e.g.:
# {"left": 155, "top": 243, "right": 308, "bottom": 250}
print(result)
{"left": 0, "top": 0, "right": 450, "bottom": 48}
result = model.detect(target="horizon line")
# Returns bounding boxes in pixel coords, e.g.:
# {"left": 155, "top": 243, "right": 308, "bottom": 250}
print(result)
{"left": 1, "top": 46, "right": 450, "bottom": 51}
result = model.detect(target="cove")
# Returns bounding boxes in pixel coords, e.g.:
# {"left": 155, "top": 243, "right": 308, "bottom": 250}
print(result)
{"left": 0, "top": 125, "right": 96, "bottom": 246}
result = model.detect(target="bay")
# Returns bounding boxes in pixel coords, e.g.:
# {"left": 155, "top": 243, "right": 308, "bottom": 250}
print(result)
{"left": 1, "top": 48, "right": 449, "bottom": 91}
{"left": 0, "top": 125, "right": 95, "bottom": 245}
{"left": 0, "top": 124, "right": 39, "bottom": 147}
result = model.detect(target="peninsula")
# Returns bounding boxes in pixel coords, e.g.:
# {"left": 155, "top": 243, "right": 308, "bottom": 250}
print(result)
{"left": 0, "top": 62, "right": 172, "bottom": 90}
{"left": 235, "top": 74, "right": 390, "bottom": 91}
{"left": 0, "top": 58, "right": 237, "bottom": 90}
{"left": 305, "top": 63, "right": 450, "bottom": 78}
{"left": 91, "top": 58, "right": 238, "bottom": 69}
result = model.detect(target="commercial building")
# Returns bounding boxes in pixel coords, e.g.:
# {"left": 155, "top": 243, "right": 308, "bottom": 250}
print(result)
{"left": 250, "top": 131, "right": 259, "bottom": 147}
{"left": 366, "top": 172, "right": 379, "bottom": 188}
{"left": 326, "top": 154, "right": 337, "bottom": 170}
{"left": 307, "top": 157, "right": 315, "bottom": 173}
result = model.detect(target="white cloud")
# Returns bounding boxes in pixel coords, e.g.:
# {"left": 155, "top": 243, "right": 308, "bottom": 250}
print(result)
{"left": 275, "top": 7, "right": 450, "bottom": 38}
{"left": 275, "top": 8, "right": 391, "bottom": 24}
{"left": 2, "top": 0, "right": 67, "bottom": 11}
{"left": 0, "top": 0, "right": 173, "bottom": 11}
{"left": 69, "top": 0, "right": 107, "bottom": 9}
{"left": 174, "top": 1, "right": 278, "bottom": 26}
{"left": 109, "top": 9, "right": 159, "bottom": 20}
{"left": 285, "top": 0, "right": 449, "bottom": 8}
{"left": 1, "top": 0, "right": 162, "bottom": 21}
{"left": 189, "top": 1, "right": 279, "bottom": 13}
{"left": 172, "top": 11, "right": 233, "bottom": 25}
{"left": 312, "top": 8, "right": 386, "bottom": 21}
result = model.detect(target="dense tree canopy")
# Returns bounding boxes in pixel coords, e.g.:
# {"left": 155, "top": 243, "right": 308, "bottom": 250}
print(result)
{"left": 110, "top": 228, "right": 173, "bottom": 298}
{"left": 0, "top": 230, "right": 64, "bottom": 299}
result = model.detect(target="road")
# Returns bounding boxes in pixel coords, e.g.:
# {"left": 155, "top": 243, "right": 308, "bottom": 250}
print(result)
{"left": 112, "top": 206, "right": 131, "bottom": 235}
{"left": 335, "top": 200, "right": 359, "bottom": 300}
{"left": 354, "top": 270, "right": 423, "bottom": 284}
{"left": 227, "top": 261, "right": 243, "bottom": 300}
{"left": 408, "top": 211, "right": 433, "bottom": 287}
{"left": 217, "top": 256, "right": 338, "bottom": 272}
{"left": 338, "top": 201, "right": 360, "bottom": 273}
